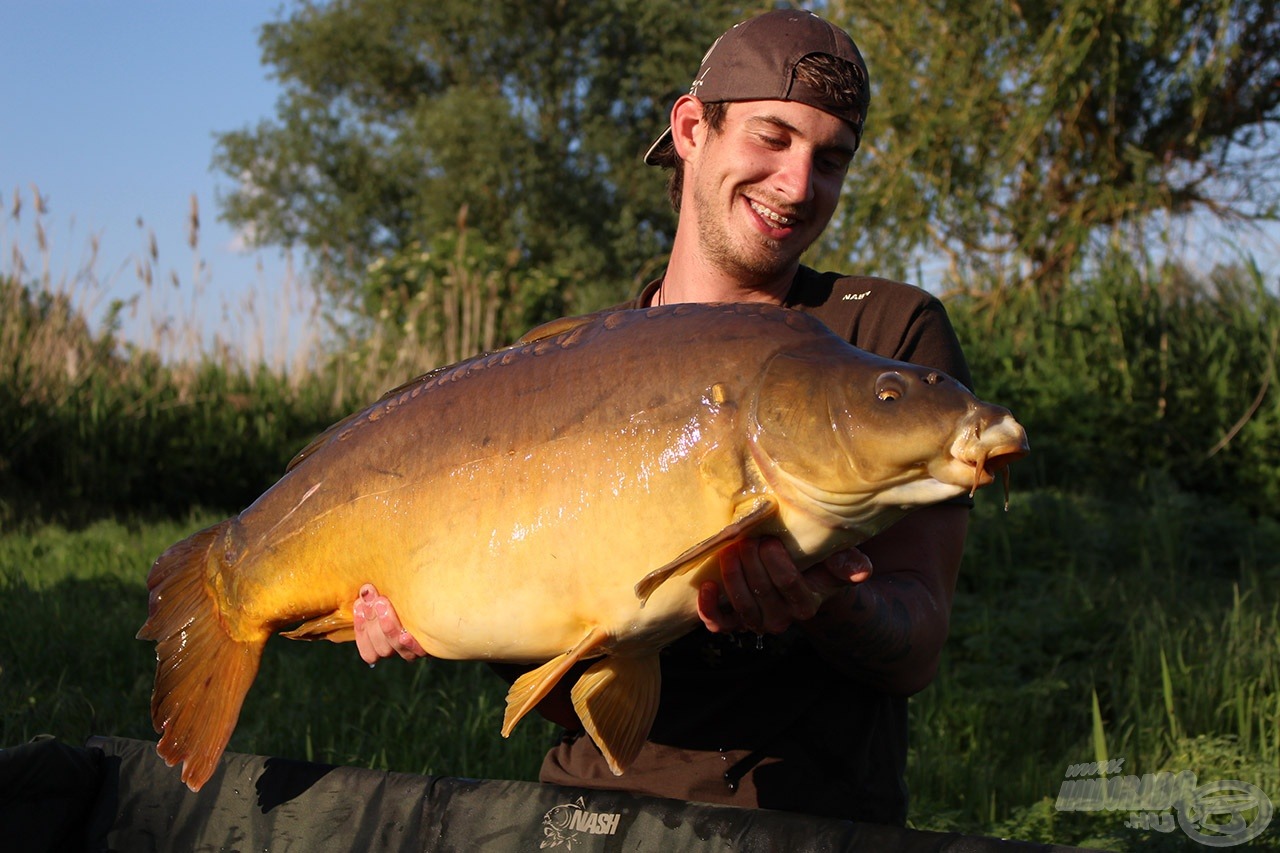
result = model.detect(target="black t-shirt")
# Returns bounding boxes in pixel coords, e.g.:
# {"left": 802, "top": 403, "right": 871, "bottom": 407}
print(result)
{"left": 537, "top": 268, "right": 972, "bottom": 825}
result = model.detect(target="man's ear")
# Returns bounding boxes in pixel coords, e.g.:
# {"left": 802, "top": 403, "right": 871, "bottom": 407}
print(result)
{"left": 670, "top": 94, "right": 707, "bottom": 161}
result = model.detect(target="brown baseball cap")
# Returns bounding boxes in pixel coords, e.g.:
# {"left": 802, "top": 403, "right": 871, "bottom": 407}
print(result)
{"left": 643, "top": 9, "right": 870, "bottom": 165}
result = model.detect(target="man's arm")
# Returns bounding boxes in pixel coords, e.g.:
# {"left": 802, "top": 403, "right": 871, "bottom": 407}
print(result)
{"left": 696, "top": 503, "right": 968, "bottom": 696}
{"left": 802, "top": 504, "right": 967, "bottom": 694}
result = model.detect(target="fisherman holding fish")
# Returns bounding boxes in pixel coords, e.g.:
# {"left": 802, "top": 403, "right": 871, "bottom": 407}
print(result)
{"left": 353, "top": 9, "right": 973, "bottom": 826}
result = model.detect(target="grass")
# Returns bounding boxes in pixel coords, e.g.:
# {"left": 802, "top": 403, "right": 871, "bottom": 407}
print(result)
{"left": 908, "top": 488, "right": 1280, "bottom": 848}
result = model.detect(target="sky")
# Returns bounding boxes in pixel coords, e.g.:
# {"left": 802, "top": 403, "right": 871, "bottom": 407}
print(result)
{"left": 3, "top": 3, "right": 1277, "bottom": 366}
{"left": 0, "top": 3, "right": 306, "bottom": 364}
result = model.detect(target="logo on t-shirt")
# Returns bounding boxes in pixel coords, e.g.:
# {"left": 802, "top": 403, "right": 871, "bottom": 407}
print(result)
{"left": 842, "top": 290, "right": 872, "bottom": 301}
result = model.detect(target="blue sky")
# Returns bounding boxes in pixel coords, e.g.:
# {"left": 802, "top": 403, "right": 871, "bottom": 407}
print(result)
{"left": 0, "top": 3, "right": 296, "bottom": 358}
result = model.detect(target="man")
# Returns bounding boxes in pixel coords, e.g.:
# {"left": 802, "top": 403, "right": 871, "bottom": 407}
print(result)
{"left": 354, "top": 9, "right": 971, "bottom": 825}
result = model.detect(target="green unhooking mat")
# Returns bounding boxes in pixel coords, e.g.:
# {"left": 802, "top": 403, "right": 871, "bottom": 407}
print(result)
{"left": 0, "top": 735, "right": 1090, "bottom": 852}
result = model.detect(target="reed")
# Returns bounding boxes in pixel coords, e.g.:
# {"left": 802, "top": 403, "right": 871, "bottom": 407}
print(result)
{"left": 0, "top": 188, "right": 532, "bottom": 525}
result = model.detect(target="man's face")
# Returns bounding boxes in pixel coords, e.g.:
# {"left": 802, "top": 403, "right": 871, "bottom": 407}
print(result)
{"left": 685, "top": 99, "right": 857, "bottom": 285}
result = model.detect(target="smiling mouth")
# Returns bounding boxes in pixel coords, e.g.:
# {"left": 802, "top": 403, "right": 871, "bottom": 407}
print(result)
{"left": 748, "top": 198, "right": 799, "bottom": 228}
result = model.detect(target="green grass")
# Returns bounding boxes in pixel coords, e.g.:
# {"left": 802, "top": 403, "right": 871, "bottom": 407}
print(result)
{"left": 908, "top": 488, "right": 1280, "bottom": 848}
{"left": 3, "top": 492, "right": 1276, "bottom": 849}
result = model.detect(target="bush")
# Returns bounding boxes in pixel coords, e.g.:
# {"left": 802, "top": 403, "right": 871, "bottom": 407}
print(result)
{"left": 950, "top": 257, "right": 1280, "bottom": 515}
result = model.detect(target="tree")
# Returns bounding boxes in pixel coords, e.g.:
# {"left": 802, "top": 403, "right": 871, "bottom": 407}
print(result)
{"left": 214, "top": 0, "right": 744, "bottom": 322}
{"left": 815, "top": 0, "right": 1280, "bottom": 292}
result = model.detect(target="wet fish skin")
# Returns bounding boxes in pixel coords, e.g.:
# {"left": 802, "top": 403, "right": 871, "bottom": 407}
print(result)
{"left": 138, "top": 302, "right": 1028, "bottom": 791}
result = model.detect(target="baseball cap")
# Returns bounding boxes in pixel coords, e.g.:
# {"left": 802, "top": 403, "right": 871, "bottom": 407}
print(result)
{"left": 643, "top": 9, "right": 869, "bottom": 165}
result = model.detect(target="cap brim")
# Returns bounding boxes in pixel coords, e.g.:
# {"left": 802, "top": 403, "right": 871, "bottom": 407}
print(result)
{"left": 643, "top": 127, "right": 674, "bottom": 166}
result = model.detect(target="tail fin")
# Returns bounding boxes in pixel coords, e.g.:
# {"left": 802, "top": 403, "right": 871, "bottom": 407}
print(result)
{"left": 137, "top": 520, "right": 266, "bottom": 792}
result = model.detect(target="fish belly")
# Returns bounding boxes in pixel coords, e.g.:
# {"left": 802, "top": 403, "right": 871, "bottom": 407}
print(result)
{"left": 227, "top": 406, "right": 742, "bottom": 663}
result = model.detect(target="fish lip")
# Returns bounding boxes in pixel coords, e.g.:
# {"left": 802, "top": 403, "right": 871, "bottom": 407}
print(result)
{"left": 945, "top": 411, "right": 1030, "bottom": 492}
{"left": 960, "top": 442, "right": 1030, "bottom": 489}
{"left": 981, "top": 441, "right": 1030, "bottom": 476}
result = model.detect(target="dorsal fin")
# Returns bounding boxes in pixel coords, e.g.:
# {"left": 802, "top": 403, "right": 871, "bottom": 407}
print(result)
{"left": 517, "top": 310, "right": 605, "bottom": 344}
{"left": 288, "top": 310, "right": 614, "bottom": 474}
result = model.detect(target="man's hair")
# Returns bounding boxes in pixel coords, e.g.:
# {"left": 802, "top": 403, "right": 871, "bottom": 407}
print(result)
{"left": 655, "top": 52, "right": 867, "bottom": 213}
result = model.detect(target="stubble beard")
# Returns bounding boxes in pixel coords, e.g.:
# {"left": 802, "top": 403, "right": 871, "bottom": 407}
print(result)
{"left": 692, "top": 179, "right": 804, "bottom": 287}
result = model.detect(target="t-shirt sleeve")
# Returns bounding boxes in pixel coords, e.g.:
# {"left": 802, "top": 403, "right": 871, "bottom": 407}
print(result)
{"left": 890, "top": 294, "right": 973, "bottom": 392}
{"left": 797, "top": 273, "right": 973, "bottom": 392}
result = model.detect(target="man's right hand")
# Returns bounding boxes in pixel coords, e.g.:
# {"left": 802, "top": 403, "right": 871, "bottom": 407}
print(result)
{"left": 353, "top": 584, "right": 429, "bottom": 664}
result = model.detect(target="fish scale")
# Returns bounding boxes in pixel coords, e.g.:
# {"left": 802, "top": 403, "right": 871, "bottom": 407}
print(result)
{"left": 138, "top": 302, "right": 1028, "bottom": 791}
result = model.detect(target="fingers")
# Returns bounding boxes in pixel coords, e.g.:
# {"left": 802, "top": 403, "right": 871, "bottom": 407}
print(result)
{"left": 719, "top": 539, "right": 812, "bottom": 635}
{"left": 711, "top": 541, "right": 872, "bottom": 636}
{"left": 759, "top": 539, "right": 827, "bottom": 622}
{"left": 353, "top": 584, "right": 428, "bottom": 664}
{"left": 819, "top": 547, "right": 873, "bottom": 584}
{"left": 696, "top": 580, "right": 741, "bottom": 633}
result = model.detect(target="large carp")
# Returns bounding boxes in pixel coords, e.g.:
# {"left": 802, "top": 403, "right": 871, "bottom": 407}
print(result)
{"left": 139, "top": 302, "right": 1028, "bottom": 792}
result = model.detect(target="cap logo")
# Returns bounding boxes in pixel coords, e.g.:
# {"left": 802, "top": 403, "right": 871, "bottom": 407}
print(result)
{"left": 689, "top": 68, "right": 710, "bottom": 97}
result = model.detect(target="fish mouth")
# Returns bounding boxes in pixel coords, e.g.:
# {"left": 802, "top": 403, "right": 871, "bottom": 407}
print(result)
{"left": 946, "top": 412, "right": 1030, "bottom": 497}
{"left": 964, "top": 439, "right": 1030, "bottom": 497}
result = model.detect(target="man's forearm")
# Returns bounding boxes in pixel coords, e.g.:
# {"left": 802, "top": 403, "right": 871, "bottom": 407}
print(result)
{"left": 800, "top": 504, "right": 969, "bottom": 694}
{"left": 801, "top": 573, "right": 945, "bottom": 694}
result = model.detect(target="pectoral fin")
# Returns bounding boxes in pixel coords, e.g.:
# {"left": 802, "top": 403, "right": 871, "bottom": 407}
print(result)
{"left": 280, "top": 609, "right": 355, "bottom": 642}
{"left": 571, "top": 654, "right": 661, "bottom": 776}
{"left": 502, "top": 626, "right": 608, "bottom": 736}
{"left": 633, "top": 497, "right": 779, "bottom": 603}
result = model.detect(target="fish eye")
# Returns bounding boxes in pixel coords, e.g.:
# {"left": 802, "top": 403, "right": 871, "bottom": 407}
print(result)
{"left": 875, "top": 372, "right": 907, "bottom": 402}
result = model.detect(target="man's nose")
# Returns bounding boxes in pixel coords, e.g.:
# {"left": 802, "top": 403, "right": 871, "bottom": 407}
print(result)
{"left": 772, "top": 152, "right": 816, "bottom": 204}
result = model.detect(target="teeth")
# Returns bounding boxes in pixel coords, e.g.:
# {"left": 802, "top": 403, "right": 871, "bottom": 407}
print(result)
{"left": 749, "top": 200, "right": 795, "bottom": 226}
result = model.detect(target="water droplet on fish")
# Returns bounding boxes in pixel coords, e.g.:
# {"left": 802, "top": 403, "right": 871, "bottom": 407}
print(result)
{"left": 754, "top": 633, "right": 764, "bottom": 650}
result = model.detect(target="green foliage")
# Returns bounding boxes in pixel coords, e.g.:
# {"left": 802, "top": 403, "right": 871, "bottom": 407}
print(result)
{"left": 949, "top": 258, "right": 1280, "bottom": 515}
{"left": 348, "top": 217, "right": 568, "bottom": 365}
{"left": 817, "top": 0, "right": 1280, "bottom": 290}
{"left": 213, "top": 0, "right": 747, "bottom": 309}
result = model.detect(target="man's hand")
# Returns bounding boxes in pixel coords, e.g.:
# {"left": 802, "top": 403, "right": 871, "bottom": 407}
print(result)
{"left": 695, "top": 538, "right": 873, "bottom": 635}
{"left": 353, "top": 584, "right": 428, "bottom": 664}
